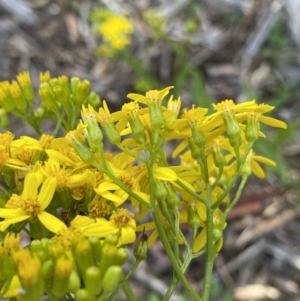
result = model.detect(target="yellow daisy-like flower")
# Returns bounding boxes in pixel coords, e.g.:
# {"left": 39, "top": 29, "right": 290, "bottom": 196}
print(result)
{"left": 0, "top": 173, "right": 66, "bottom": 234}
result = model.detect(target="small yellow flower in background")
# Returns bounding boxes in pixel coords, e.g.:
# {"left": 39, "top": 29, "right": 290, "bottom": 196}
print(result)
{"left": 0, "top": 173, "right": 66, "bottom": 234}
{"left": 97, "top": 14, "right": 133, "bottom": 50}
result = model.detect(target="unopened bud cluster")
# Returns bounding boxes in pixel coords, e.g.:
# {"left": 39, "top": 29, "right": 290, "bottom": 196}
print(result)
{"left": 0, "top": 232, "right": 126, "bottom": 301}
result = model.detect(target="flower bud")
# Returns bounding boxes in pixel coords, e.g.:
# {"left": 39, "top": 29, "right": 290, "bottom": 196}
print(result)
{"left": 223, "top": 112, "right": 241, "bottom": 149}
{"left": 10, "top": 81, "right": 27, "bottom": 112}
{"left": 75, "top": 289, "right": 96, "bottom": 301}
{"left": 102, "top": 265, "right": 123, "bottom": 293}
{"left": 114, "top": 248, "right": 129, "bottom": 266}
{"left": 83, "top": 266, "right": 102, "bottom": 295}
{"left": 68, "top": 270, "right": 81, "bottom": 293}
{"left": 98, "top": 243, "right": 118, "bottom": 273}
{"left": 149, "top": 102, "right": 164, "bottom": 131}
{"left": 72, "top": 139, "right": 96, "bottom": 165}
{"left": 154, "top": 179, "right": 167, "bottom": 203}
{"left": 165, "top": 183, "right": 180, "bottom": 209}
{"left": 191, "top": 126, "right": 206, "bottom": 149}
{"left": 39, "top": 82, "right": 59, "bottom": 110}
{"left": 75, "top": 239, "right": 95, "bottom": 273}
{"left": 53, "top": 254, "right": 74, "bottom": 297}
{"left": 88, "top": 91, "right": 101, "bottom": 108}
{"left": 212, "top": 141, "right": 226, "bottom": 169}
{"left": 88, "top": 236, "right": 102, "bottom": 259}
{"left": 187, "top": 206, "right": 201, "bottom": 232}
{"left": 17, "top": 71, "right": 34, "bottom": 103}
{"left": 102, "top": 122, "right": 121, "bottom": 146}
{"left": 128, "top": 114, "right": 146, "bottom": 145}
{"left": 42, "top": 259, "right": 54, "bottom": 280}
{"left": 134, "top": 232, "right": 148, "bottom": 261}
{"left": 0, "top": 108, "right": 9, "bottom": 129}
{"left": 72, "top": 77, "right": 91, "bottom": 104}
{"left": 245, "top": 113, "right": 259, "bottom": 143}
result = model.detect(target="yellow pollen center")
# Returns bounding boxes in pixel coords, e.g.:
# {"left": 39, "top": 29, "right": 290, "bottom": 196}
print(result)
{"left": 111, "top": 208, "right": 134, "bottom": 227}
{"left": 88, "top": 198, "right": 110, "bottom": 218}
{"left": 22, "top": 198, "right": 41, "bottom": 218}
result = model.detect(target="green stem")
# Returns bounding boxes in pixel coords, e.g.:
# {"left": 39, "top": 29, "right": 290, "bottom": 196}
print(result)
{"left": 202, "top": 184, "right": 214, "bottom": 301}
{"left": 212, "top": 143, "right": 253, "bottom": 210}
{"left": 152, "top": 209, "right": 203, "bottom": 301}
{"left": 122, "top": 281, "right": 138, "bottom": 301}
{"left": 175, "top": 179, "right": 208, "bottom": 205}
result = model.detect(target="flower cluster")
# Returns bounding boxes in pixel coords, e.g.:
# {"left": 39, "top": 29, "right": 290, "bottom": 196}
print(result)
{"left": 91, "top": 9, "right": 133, "bottom": 56}
{"left": 0, "top": 232, "right": 127, "bottom": 301}
{"left": 0, "top": 71, "right": 287, "bottom": 300}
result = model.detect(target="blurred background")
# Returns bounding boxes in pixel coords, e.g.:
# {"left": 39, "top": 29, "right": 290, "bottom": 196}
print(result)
{"left": 0, "top": 0, "right": 299, "bottom": 300}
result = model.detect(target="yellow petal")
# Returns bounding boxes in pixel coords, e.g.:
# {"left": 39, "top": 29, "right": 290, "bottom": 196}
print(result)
{"left": 260, "top": 116, "right": 287, "bottom": 129}
{"left": 193, "top": 228, "right": 207, "bottom": 253}
{"left": 38, "top": 211, "right": 67, "bottom": 234}
{"left": 38, "top": 177, "right": 57, "bottom": 210}
{"left": 251, "top": 160, "right": 265, "bottom": 179}
{"left": 119, "top": 226, "right": 136, "bottom": 245}
{"left": 154, "top": 167, "right": 177, "bottom": 181}
{"left": 23, "top": 173, "right": 38, "bottom": 200}
{"left": 148, "top": 230, "right": 159, "bottom": 247}
{"left": 71, "top": 215, "right": 95, "bottom": 228}
{"left": 253, "top": 155, "right": 276, "bottom": 167}
{"left": 0, "top": 215, "right": 29, "bottom": 231}
{"left": 0, "top": 208, "right": 26, "bottom": 218}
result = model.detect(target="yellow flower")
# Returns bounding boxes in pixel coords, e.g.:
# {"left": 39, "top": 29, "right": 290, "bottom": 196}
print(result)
{"left": 127, "top": 86, "right": 173, "bottom": 106}
{"left": 70, "top": 208, "right": 136, "bottom": 245}
{"left": 0, "top": 173, "right": 66, "bottom": 234}
{"left": 98, "top": 14, "right": 133, "bottom": 50}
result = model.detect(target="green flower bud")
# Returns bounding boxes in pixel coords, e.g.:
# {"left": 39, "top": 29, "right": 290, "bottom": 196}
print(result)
{"left": 34, "top": 107, "right": 45, "bottom": 118}
{"left": 245, "top": 113, "right": 259, "bottom": 143}
{"left": 128, "top": 114, "right": 146, "bottom": 145}
{"left": 189, "top": 139, "right": 201, "bottom": 161}
{"left": 88, "top": 91, "right": 101, "bottom": 108}
{"left": 241, "top": 153, "right": 252, "bottom": 177}
{"left": 10, "top": 80, "right": 27, "bottom": 112}
{"left": 187, "top": 206, "right": 201, "bottom": 232}
{"left": 212, "top": 229, "right": 222, "bottom": 243}
{"left": 114, "top": 248, "right": 129, "bottom": 266}
{"left": 149, "top": 103, "right": 164, "bottom": 131}
{"left": 39, "top": 82, "right": 58, "bottom": 110}
{"left": 53, "top": 254, "right": 74, "bottom": 297}
{"left": 83, "top": 266, "right": 102, "bottom": 295}
{"left": 75, "top": 289, "right": 96, "bottom": 301}
{"left": 75, "top": 239, "right": 95, "bottom": 273}
{"left": 98, "top": 244, "right": 118, "bottom": 273}
{"left": 134, "top": 232, "right": 148, "bottom": 261}
{"left": 154, "top": 179, "right": 167, "bottom": 203}
{"left": 16, "top": 71, "right": 34, "bottom": 103}
{"left": 88, "top": 236, "right": 102, "bottom": 259}
{"left": 104, "top": 233, "right": 119, "bottom": 246}
{"left": 68, "top": 270, "right": 81, "bottom": 293}
{"left": 223, "top": 112, "right": 241, "bottom": 149}
{"left": 102, "top": 122, "right": 121, "bottom": 146}
{"left": 72, "top": 139, "right": 96, "bottom": 165}
{"left": 30, "top": 241, "right": 48, "bottom": 264}
{"left": 0, "top": 108, "right": 9, "bottom": 129}
{"left": 72, "top": 77, "right": 91, "bottom": 104}
{"left": 191, "top": 126, "right": 206, "bottom": 149}
{"left": 165, "top": 183, "right": 180, "bottom": 209}
{"left": 212, "top": 142, "right": 226, "bottom": 169}
{"left": 42, "top": 260, "right": 54, "bottom": 280}
{"left": 102, "top": 265, "right": 123, "bottom": 293}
